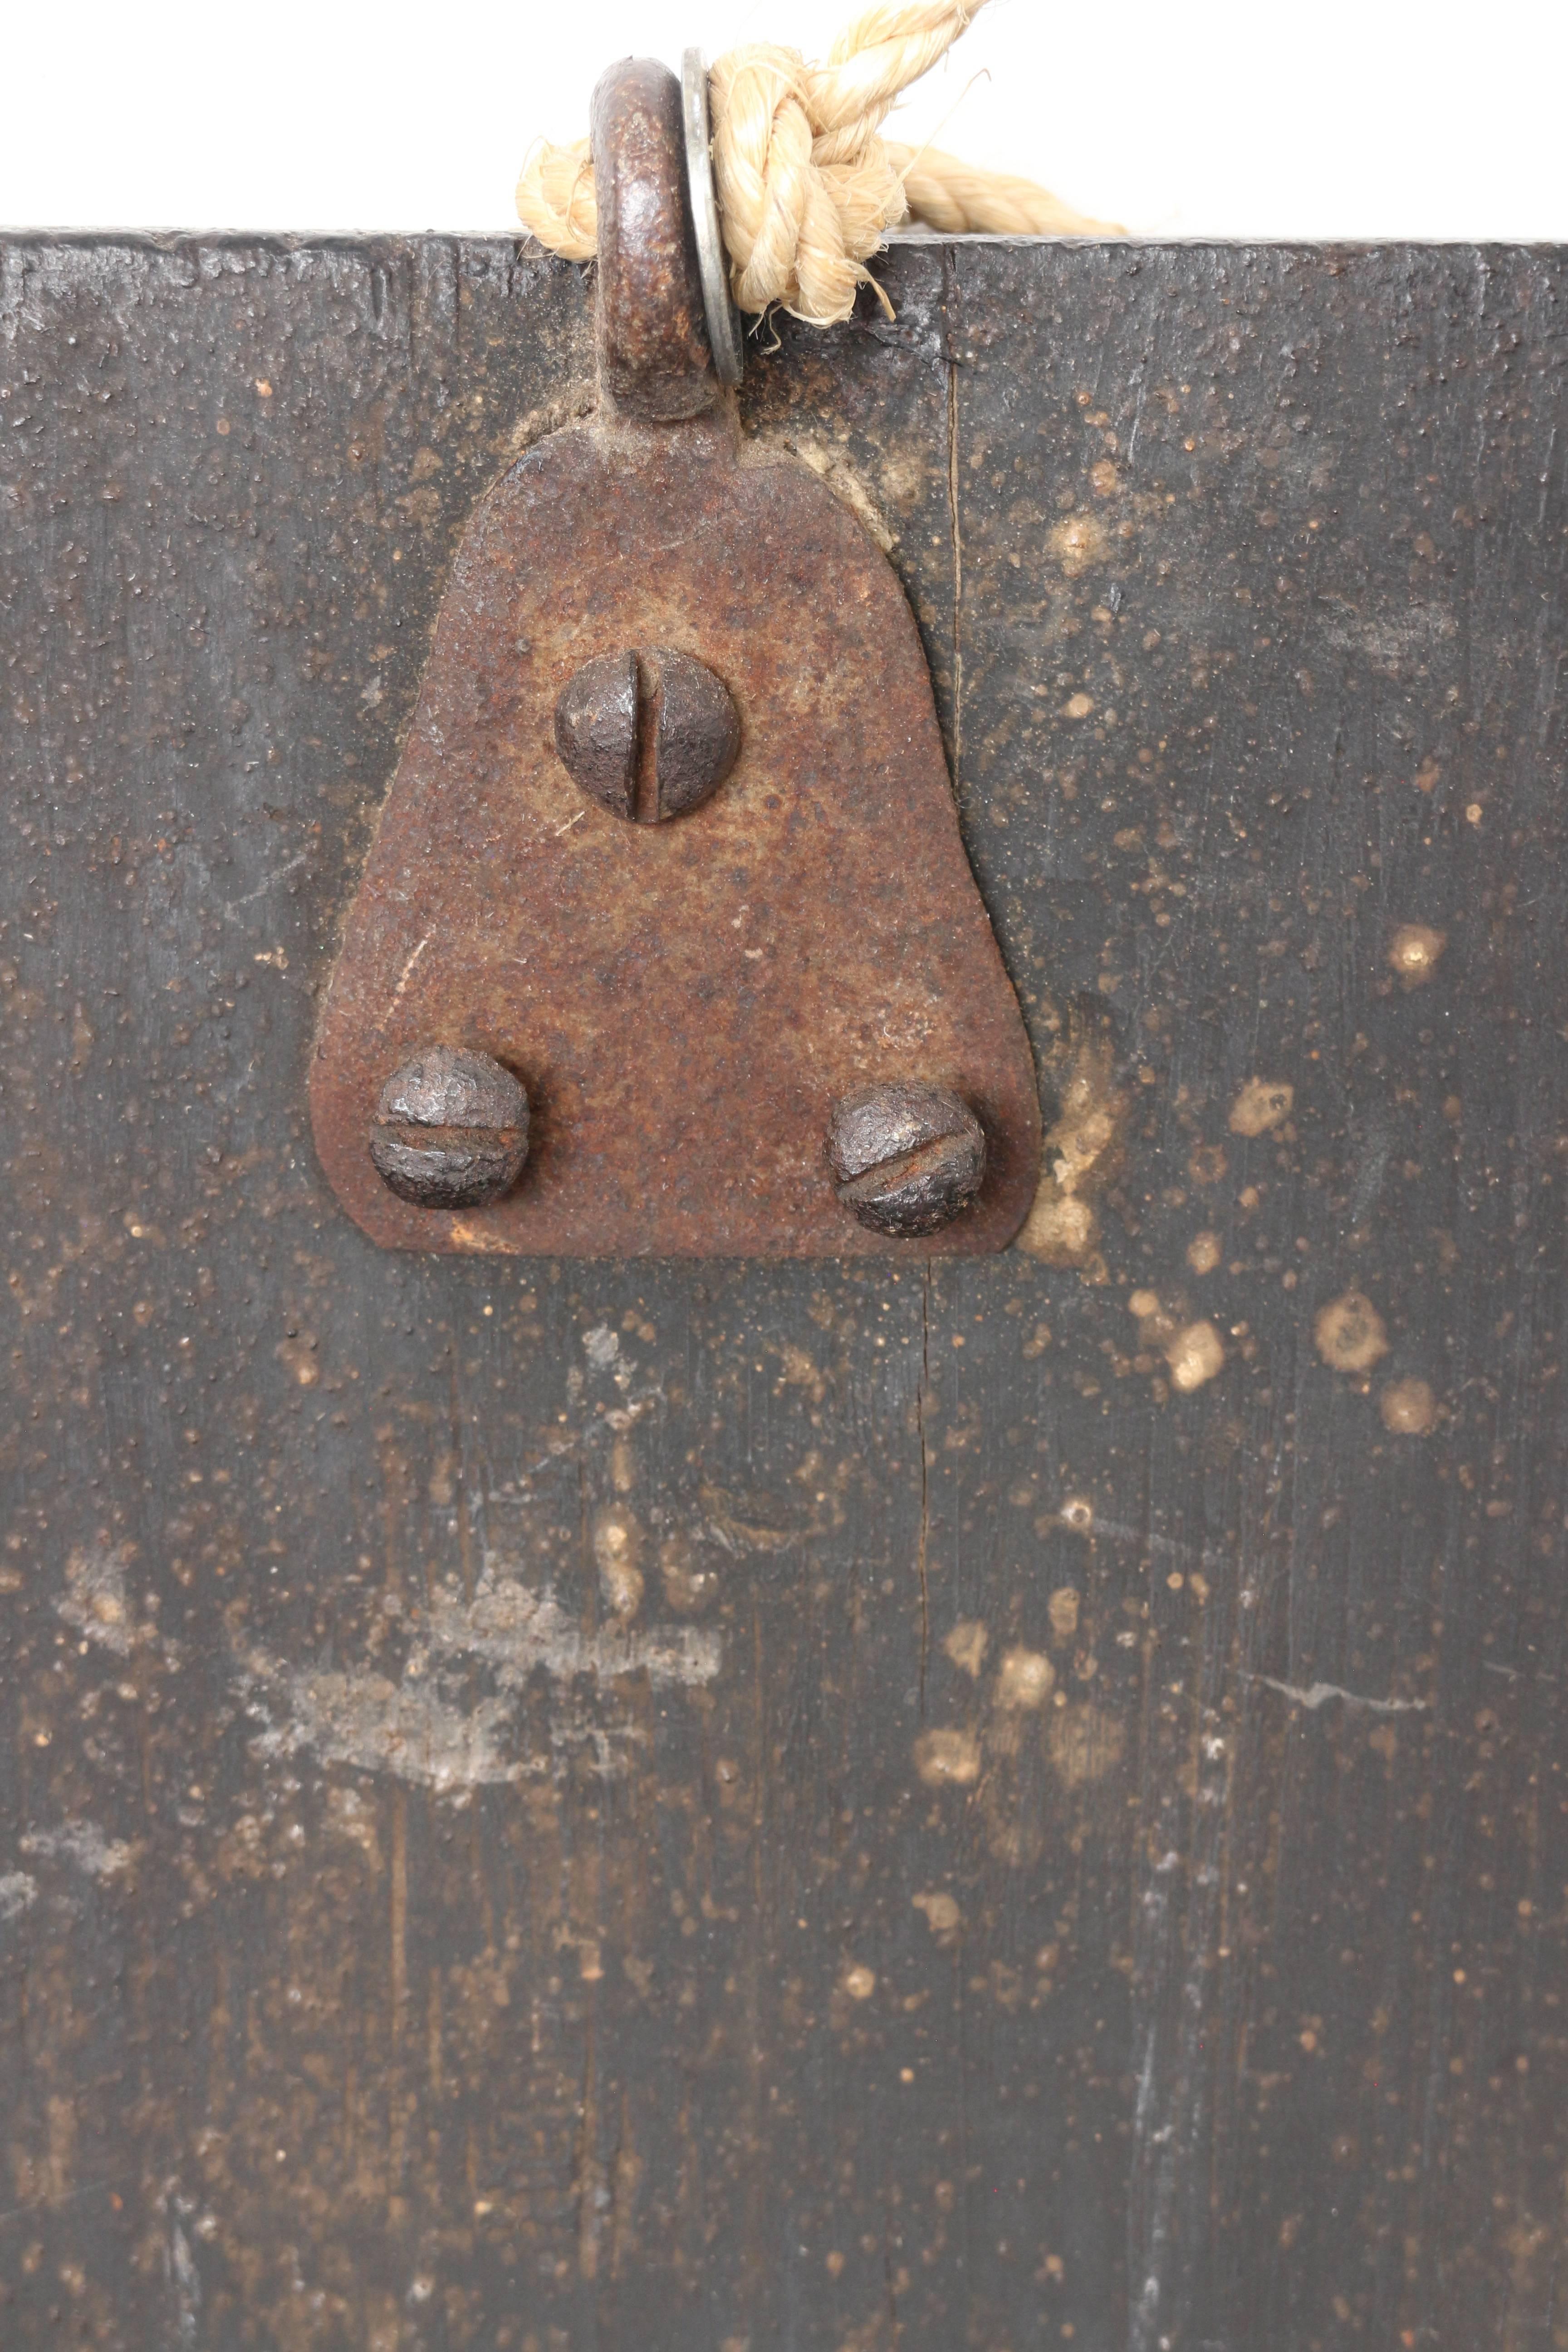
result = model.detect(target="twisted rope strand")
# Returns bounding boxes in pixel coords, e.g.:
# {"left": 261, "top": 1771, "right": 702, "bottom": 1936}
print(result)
{"left": 809, "top": 0, "right": 988, "bottom": 161}
{"left": 885, "top": 143, "right": 1124, "bottom": 237}
{"left": 515, "top": 136, "right": 597, "bottom": 264}
{"left": 515, "top": 0, "right": 1121, "bottom": 328}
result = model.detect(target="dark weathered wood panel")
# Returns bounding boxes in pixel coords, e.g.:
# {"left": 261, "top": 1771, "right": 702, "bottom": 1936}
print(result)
{"left": 0, "top": 231, "right": 1565, "bottom": 2352}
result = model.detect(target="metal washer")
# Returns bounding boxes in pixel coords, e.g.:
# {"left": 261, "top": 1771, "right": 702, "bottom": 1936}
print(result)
{"left": 681, "top": 48, "right": 745, "bottom": 387}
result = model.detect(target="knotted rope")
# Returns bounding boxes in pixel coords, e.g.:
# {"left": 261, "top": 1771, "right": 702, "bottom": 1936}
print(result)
{"left": 516, "top": 0, "right": 1120, "bottom": 329}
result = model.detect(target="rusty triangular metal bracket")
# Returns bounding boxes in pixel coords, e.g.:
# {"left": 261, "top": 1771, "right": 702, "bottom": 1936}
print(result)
{"left": 309, "top": 59, "right": 1040, "bottom": 1259}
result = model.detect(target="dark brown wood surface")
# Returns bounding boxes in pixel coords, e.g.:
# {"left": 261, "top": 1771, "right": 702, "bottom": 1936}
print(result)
{"left": 0, "top": 230, "right": 1565, "bottom": 2351}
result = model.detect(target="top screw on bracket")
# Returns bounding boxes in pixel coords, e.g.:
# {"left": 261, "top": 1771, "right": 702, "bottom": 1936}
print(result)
{"left": 554, "top": 647, "right": 740, "bottom": 823}
{"left": 827, "top": 1082, "right": 987, "bottom": 1239}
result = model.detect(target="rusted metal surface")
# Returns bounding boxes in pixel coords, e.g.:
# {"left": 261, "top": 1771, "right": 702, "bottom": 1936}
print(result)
{"left": 309, "top": 59, "right": 1040, "bottom": 1260}
{"left": 590, "top": 59, "right": 716, "bottom": 423}
{"left": 553, "top": 645, "right": 741, "bottom": 822}
{"left": 368, "top": 1047, "right": 529, "bottom": 1209}
{"left": 827, "top": 1079, "right": 986, "bottom": 1235}
{"left": 3, "top": 228, "right": 1568, "bottom": 2352}
{"left": 552, "top": 647, "right": 641, "bottom": 813}
{"left": 308, "top": 405, "right": 1040, "bottom": 1257}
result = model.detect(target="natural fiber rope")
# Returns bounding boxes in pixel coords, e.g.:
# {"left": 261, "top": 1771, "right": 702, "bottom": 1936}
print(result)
{"left": 516, "top": 0, "right": 1121, "bottom": 328}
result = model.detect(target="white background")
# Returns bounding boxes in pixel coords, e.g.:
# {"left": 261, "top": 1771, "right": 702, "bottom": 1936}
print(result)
{"left": 2, "top": 0, "right": 1563, "bottom": 241}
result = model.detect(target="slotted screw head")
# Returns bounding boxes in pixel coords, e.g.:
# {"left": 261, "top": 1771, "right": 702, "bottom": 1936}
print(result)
{"left": 554, "top": 646, "right": 739, "bottom": 821}
{"left": 369, "top": 1047, "right": 529, "bottom": 1211}
{"left": 652, "top": 647, "right": 741, "bottom": 817}
{"left": 553, "top": 651, "right": 638, "bottom": 816}
{"left": 827, "top": 1082, "right": 986, "bottom": 1239}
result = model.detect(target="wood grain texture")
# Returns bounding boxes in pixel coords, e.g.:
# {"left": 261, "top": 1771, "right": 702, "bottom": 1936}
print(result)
{"left": 0, "top": 232, "right": 1565, "bottom": 2351}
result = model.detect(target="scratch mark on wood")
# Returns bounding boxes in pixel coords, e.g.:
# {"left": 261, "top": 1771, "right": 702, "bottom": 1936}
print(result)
{"left": 391, "top": 1785, "right": 408, "bottom": 2039}
{"left": 916, "top": 1264, "right": 932, "bottom": 1715}
{"left": 0, "top": 2175, "right": 129, "bottom": 2231}
{"left": 1246, "top": 1675, "right": 1427, "bottom": 1715}
{"left": 222, "top": 852, "right": 309, "bottom": 919}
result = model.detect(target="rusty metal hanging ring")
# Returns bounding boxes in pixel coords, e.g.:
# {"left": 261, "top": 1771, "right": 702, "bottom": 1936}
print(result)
{"left": 590, "top": 58, "right": 718, "bottom": 421}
